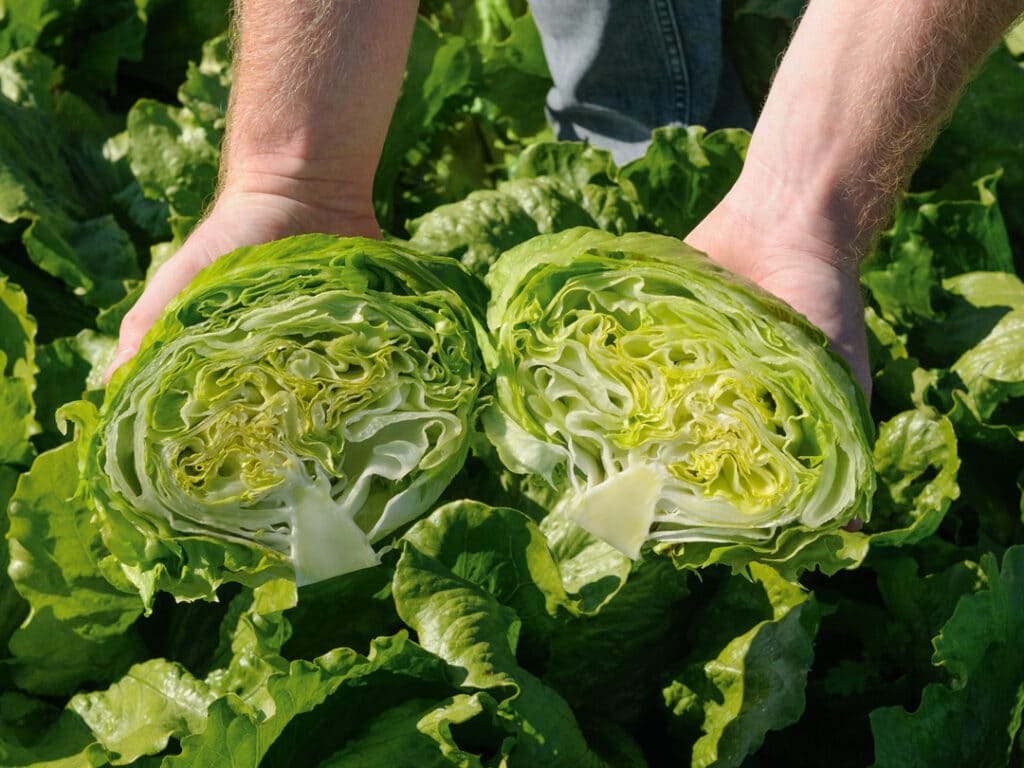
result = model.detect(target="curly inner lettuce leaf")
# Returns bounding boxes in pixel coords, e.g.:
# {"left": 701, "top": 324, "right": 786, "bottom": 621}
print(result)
{"left": 83, "top": 235, "right": 486, "bottom": 598}
{"left": 484, "top": 228, "right": 874, "bottom": 575}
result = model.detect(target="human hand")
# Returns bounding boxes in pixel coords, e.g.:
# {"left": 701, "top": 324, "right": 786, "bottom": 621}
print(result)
{"left": 104, "top": 186, "right": 380, "bottom": 381}
{"left": 685, "top": 173, "right": 871, "bottom": 400}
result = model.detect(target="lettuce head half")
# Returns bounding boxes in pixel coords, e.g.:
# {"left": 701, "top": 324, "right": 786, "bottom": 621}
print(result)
{"left": 484, "top": 228, "right": 874, "bottom": 575}
{"left": 83, "top": 235, "right": 486, "bottom": 599}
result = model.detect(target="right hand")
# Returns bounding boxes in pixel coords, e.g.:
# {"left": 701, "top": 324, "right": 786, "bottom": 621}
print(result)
{"left": 104, "top": 186, "right": 380, "bottom": 382}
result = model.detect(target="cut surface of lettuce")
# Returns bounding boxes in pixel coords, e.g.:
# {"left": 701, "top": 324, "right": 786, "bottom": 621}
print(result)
{"left": 83, "top": 235, "right": 485, "bottom": 597}
{"left": 484, "top": 228, "right": 875, "bottom": 573}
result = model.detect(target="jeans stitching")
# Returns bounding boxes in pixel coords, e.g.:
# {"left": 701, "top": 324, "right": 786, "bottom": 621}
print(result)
{"left": 649, "top": 0, "right": 690, "bottom": 124}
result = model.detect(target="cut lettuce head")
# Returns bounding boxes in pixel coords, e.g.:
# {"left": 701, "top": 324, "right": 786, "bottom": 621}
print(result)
{"left": 82, "top": 235, "right": 486, "bottom": 599}
{"left": 484, "top": 228, "right": 874, "bottom": 574}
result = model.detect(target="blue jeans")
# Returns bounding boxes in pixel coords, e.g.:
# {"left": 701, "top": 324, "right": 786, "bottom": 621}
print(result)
{"left": 529, "top": 0, "right": 752, "bottom": 164}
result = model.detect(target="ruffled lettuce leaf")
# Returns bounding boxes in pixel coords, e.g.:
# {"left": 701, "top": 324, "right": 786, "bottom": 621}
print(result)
{"left": 0, "top": 273, "right": 38, "bottom": 465}
{"left": 906, "top": 272, "right": 1024, "bottom": 448}
{"left": 0, "top": 0, "right": 147, "bottom": 96}
{"left": 0, "top": 49, "right": 142, "bottom": 320}
{"left": 67, "top": 574, "right": 468, "bottom": 766}
{"left": 68, "top": 658, "right": 215, "bottom": 765}
{"left": 663, "top": 565, "right": 823, "bottom": 768}
{"left": 541, "top": 555, "right": 690, "bottom": 726}
{"left": 870, "top": 546, "right": 1024, "bottom": 767}
{"left": 169, "top": 634, "right": 459, "bottom": 768}
{"left": 131, "top": 0, "right": 230, "bottom": 95}
{"left": 0, "top": 691, "right": 108, "bottom": 768}
{"left": 862, "top": 174, "right": 1014, "bottom": 336}
{"left": 125, "top": 34, "right": 230, "bottom": 245}
{"left": 67, "top": 578, "right": 292, "bottom": 764}
{"left": 379, "top": 4, "right": 554, "bottom": 234}
{"left": 409, "top": 173, "right": 639, "bottom": 277}
{"left": 5, "top": 442, "right": 145, "bottom": 696}
{"left": 617, "top": 126, "right": 749, "bottom": 239}
{"left": 914, "top": 44, "right": 1024, "bottom": 237}
{"left": 32, "top": 330, "right": 115, "bottom": 453}
{"left": 865, "top": 408, "right": 961, "bottom": 547}
{"left": 0, "top": 465, "right": 25, "bottom": 655}
{"left": 394, "top": 500, "right": 609, "bottom": 767}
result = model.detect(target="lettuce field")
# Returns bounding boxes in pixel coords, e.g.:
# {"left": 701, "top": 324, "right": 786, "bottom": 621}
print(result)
{"left": 3, "top": 2, "right": 1024, "bottom": 766}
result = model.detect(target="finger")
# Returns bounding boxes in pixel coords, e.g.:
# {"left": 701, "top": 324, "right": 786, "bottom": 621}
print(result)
{"left": 103, "top": 245, "right": 217, "bottom": 382}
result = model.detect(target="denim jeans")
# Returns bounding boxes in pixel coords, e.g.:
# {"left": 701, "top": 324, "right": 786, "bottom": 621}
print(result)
{"left": 529, "top": 0, "right": 753, "bottom": 164}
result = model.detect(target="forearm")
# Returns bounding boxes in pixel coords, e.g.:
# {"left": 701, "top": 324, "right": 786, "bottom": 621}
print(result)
{"left": 223, "top": 0, "right": 418, "bottom": 209}
{"left": 743, "top": 0, "right": 1024, "bottom": 262}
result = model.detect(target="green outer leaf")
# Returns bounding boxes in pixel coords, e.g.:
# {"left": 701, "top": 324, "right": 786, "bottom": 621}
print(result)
{"left": 401, "top": 501, "right": 576, "bottom": 640}
{"left": 394, "top": 501, "right": 606, "bottom": 767}
{"left": 22, "top": 212, "right": 139, "bottom": 310}
{"left": 618, "top": 126, "right": 749, "bottom": 239}
{"left": 949, "top": 307, "right": 1024, "bottom": 438}
{"left": 871, "top": 546, "right": 1024, "bottom": 767}
{"left": 664, "top": 565, "right": 822, "bottom": 768}
{"left": 125, "top": 99, "right": 220, "bottom": 227}
{"left": 0, "top": 49, "right": 140, "bottom": 312}
{"left": 410, "top": 174, "right": 639, "bottom": 278}
{"left": 510, "top": 141, "right": 616, "bottom": 186}
{"left": 131, "top": 0, "right": 230, "bottom": 95}
{"left": 866, "top": 408, "right": 960, "bottom": 547}
{"left": 176, "top": 34, "right": 232, "bottom": 128}
{"left": 125, "top": 33, "right": 230, "bottom": 232}
{"left": 71, "top": 579, "right": 297, "bottom": 766}
{"left": 0, "top": 464, "right": 27, "bottom": 653}
{"left": 6, "top": 442, "right": 145, "bottom": 696}
{"left": 375, "top": 18, "right": 473, "bottom": 231}
{"left": 862, "top": 174, "right": 1014, "bottom": 334}
{"left": 69, "top": 659, "right": 215, "bottom": 765}
{"left": 166, "top": 632, "right": 453, "bottom": 767}
{"left": 318, "top": 695, "right": 490, "bottom": 767}
{"left": 538, "top": 509, "right": 632, "bottom": 613}
{"left": 865, "top": 554, "right": 987, "bottom": 701}
{"left": 0, "top": 692, "right": 108, "bottom": 768}
{"left": 33, "top": 332, "right": 106, "bottom": 453}
{"left": 0, "top": 272, "right": 38, "bottom": 465}
{"left": 32, "top": 0, "right": 147, "bottom": 95}
{"left": 0, "top": 1, "right": 61, "bottom": 56}
{"left": 542, "top": 556, "right": 689, "bottom": 725}
{"left": 474, "top": 11, "right": 552, "bottom": 140}
{"left": 915, "top": 45, "right": 1024, "bottom": 236}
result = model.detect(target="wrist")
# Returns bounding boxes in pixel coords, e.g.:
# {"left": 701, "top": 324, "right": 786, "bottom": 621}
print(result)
{"left": 713, "top": 153, "right": 866, "bottom": 279}
{"left": 218, "top": 150, "right": 378, "bottom": 234}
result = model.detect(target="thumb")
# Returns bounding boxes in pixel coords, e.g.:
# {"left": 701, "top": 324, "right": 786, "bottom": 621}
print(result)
{"left": 103, "top": 245, "right": 217, "bottom": 383}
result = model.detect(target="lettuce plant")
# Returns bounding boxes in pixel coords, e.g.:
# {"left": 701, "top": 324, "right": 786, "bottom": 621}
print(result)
{"left": 81, "top": 235, "right": 486, "bottom": 597}
{"left": 484, "top": 228, "right": 875, "bottom": 573}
